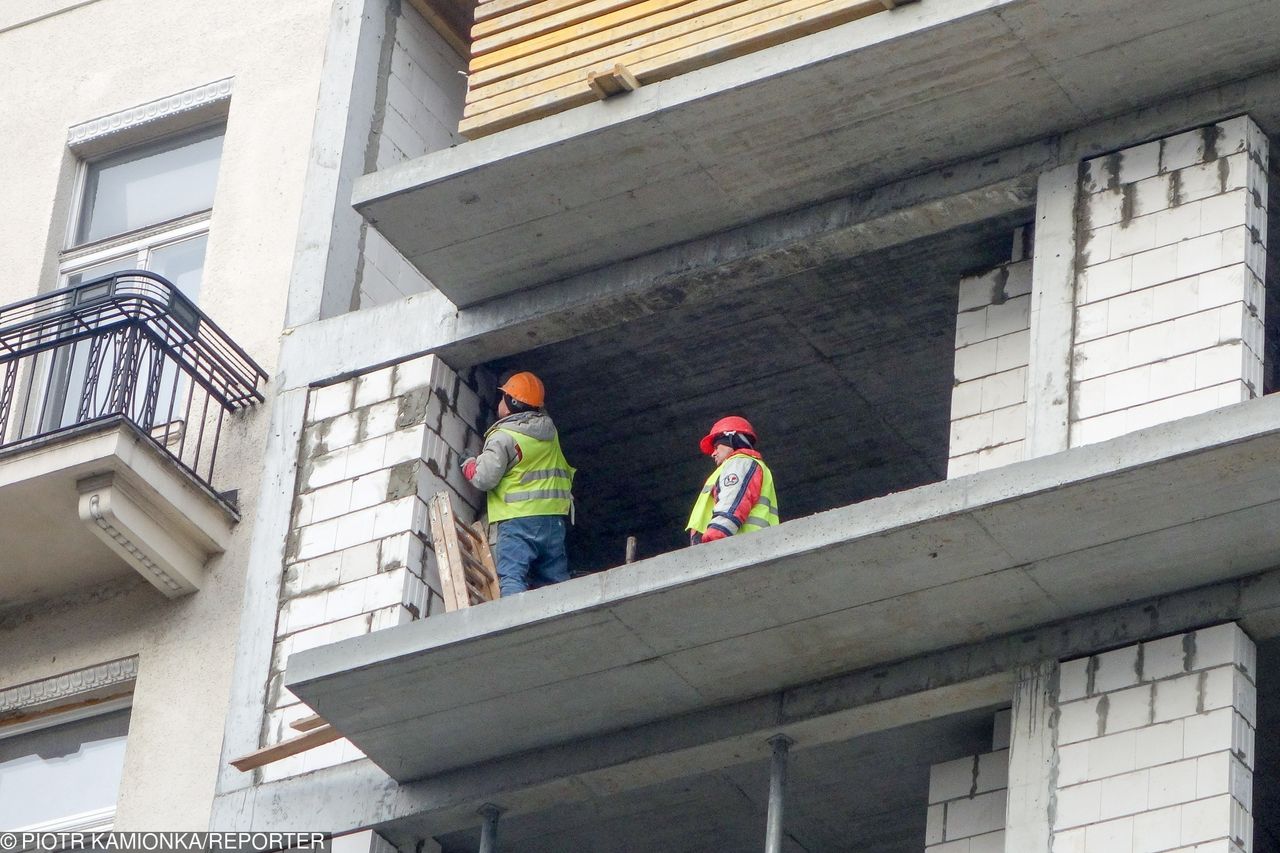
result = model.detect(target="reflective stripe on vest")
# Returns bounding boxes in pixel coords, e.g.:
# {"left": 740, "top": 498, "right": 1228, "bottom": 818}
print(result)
{"left": 685, "top": 454, "right": 778, "bottom": 536}
{"left": 487, "top": 428, "right": 576, "bottom": 522}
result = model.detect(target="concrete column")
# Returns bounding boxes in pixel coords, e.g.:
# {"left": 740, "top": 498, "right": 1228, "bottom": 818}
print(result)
{"left": 1025, "top": 164, "right": 1078, "bottom": 458}
{"left": 1004, "top": 662, "right": 1056, "bottom": 853}
{"left": 1070, "top": 116, "right": 1268, "bottom": 446}
{"left": 1052, "top": 623, "right": 1256, "bottom": 851}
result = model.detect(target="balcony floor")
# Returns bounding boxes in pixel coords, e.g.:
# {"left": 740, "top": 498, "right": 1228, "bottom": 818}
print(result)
{"left": 355, "top": 0, "right": 1280, "bottom": 306}
{"left": 289, "top": 393, "right": 1280, "bottom": 782}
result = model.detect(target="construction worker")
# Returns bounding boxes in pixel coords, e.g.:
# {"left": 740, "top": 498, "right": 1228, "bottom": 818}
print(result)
{"left": 461, "top": 371, "right": 575, "bottom": 596}
{"left": 686, "top": 415, "right": 779, "bottom": 544}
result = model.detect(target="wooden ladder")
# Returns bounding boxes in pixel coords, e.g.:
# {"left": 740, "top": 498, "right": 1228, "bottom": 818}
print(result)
{"left": 427, "top": 491, "right": 501, "bottom": 610}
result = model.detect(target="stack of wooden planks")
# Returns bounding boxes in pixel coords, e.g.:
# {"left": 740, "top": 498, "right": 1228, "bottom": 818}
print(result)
{"left": 460, "top": 0, "right": 912, "bottom": 139}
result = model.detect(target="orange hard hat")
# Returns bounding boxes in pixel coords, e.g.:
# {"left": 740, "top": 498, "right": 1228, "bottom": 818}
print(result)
{"left": 700, "top": 415, "right": 757, "bottom": 455}
{"left": 499, "top": 371, "right": 545, "bottom": 407}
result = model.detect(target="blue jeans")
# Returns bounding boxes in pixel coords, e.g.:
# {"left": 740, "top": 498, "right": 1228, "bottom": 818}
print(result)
{"left": 495, "top": 515, "right": 569, "bottom": 596}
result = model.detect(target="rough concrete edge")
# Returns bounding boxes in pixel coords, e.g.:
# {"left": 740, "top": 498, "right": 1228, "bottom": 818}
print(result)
{"left": 213, "top": 387, "right": 309, "bottom": 799}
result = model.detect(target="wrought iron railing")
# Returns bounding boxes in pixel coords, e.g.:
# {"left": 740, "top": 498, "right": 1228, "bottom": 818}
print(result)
{"left": 0, "top": 271, "right": 266, "bottom": 495}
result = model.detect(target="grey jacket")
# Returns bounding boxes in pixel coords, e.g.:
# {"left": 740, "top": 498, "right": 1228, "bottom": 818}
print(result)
{"left": 469, "top": 410, "right": 560, "bottom": 492}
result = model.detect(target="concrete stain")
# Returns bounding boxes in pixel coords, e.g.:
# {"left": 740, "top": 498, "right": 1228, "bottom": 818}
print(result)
{"left": 1095, "top": 693, "right": 1110, "bottom": 738}
{"left": 989, "top": 266, "right": 1010, "bottom": 306}
{"left": 1120, "top": 183, "right": 1136, "bottom": 226}
{"left": 1203, "top": 124, "right": 1222, "bottom": 163}
{"left": 1167, "top": 170, "right": 1184, "bottom": 208}
{"left": 1182, "top": 631, "right": 1197, "bottom": 672}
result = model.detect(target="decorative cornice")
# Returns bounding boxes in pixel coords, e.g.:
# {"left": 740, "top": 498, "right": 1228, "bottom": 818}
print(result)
{"left": 0, "top": 658, "right": 138, "bottom": 713}
{"left": 67, "top": 77, "right": 233, "bottom": 149}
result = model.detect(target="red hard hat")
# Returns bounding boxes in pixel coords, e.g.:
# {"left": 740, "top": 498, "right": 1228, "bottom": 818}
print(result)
{"left": 699, "top": 415, "right": 757, "bottom": 455}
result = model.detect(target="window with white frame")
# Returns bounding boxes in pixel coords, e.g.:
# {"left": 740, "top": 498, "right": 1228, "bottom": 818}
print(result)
{"left": 0, "top": 704, "right": 132, "bottom": 831}
{"left": 60, "top": 122, "right": 224, "bottom": 297}
{"left": 32, "top": 124, "right": 225, "bottom": 438}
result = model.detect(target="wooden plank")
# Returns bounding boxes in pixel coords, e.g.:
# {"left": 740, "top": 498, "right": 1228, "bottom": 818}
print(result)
{"left": 464, "top": 0, "right": 850, "bottom": 121}
{"left": 471, "top": 0, "right": 701, "bottom": 70}
{"left": 471, "top": 520, "right": 502, "bottom": 601}
{"left": 289, "top": 713, "right": 327, "bottom": 732}
{"left": 428, "top": 493, "right": 472, "bottom": 611}
{"left": 465, "top": 0, "right": 778, "bottom": 93}
{"left": 474, "top": 0, "right": 621, "bottom": 40}
{"left": 473, "top": 0, "right": 692, "bottom": 58}
{"left": 230, "top": 724, "right": 341, "bottom": 772}
{"left": 474, "top": 0, "right": 567, "bottom": 26}
{"left": 587, "top": 64, "right": 641, "bottom": 99}
{"left": 462, "top": 0, "right": 890, "bottom": 135}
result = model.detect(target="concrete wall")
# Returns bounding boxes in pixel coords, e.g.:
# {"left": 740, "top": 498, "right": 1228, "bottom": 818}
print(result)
{"left": 257, "top": 353, "right": 488, "bottom": 780}
{"left": 1070, "top": 117, "right": 1269, "bottom": 446}
{"left": 1053, "top": 624, "right": 1256, "bottom": 852}
{"left": 0, "top": 0, "right": 331, "bottom": 830}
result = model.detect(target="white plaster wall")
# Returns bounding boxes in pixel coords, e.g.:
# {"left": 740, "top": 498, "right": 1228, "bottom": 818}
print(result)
{"left": 0, "top": 0, "right": 332, "bottom": 830}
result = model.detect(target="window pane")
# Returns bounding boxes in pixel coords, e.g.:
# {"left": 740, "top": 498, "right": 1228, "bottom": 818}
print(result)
{"left": 149, "top": 233, "right": 207, "bottom": 302}
{"left": 65, "top": 254, "right": 141, "bottom": 288}
{"left": 77, "top": 127, "right": 223, "bottom": 245}
{"left": 0, "top": 708, "right": 130, "bottom": 829}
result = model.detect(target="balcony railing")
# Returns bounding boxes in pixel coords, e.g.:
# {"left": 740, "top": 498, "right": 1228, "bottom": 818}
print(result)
{"left": 0, "top": 271, "right": 266, "bottom": 497}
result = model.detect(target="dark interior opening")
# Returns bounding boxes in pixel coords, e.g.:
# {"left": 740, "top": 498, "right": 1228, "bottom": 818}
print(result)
{"left": 487, "top": 216, "right": 1028, "bottom": 575}
{"left": 427, "top": 705, "right": 1003, "bottom": 853}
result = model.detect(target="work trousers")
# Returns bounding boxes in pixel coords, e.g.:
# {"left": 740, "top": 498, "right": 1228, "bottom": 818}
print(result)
{"left": 495, "top": 514, "right": 569, "bottom": 596}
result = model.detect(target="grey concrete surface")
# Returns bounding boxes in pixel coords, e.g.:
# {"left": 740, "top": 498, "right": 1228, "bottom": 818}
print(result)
{"left": 354, "top": 0, "right": 1280, "bottom": 306}
{"left": 216, "top": 561, "right": 1280, "bottom": 835}
{"left": 288, "top": 393, "right": 1280, "bottom": 782}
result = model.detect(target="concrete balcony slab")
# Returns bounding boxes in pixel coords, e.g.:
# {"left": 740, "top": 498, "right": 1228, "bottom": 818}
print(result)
{"left": 0, "top": 419, "right": 236, "bottom": 608}
{"left": 289, "top": 393, "right": 1280, "bottom": 782}
{"left": 355, "top": 0, "right": 1280, "bottom": 307}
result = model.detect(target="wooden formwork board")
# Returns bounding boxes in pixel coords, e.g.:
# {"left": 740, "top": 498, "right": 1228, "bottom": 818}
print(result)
{"left": 461, "top": 0, "right": 911, "bottom": 138}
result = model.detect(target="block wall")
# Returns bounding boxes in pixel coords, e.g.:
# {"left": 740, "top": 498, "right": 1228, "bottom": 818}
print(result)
{"left": 358, "top": 2, "right": 468, "bottom": 309}
{"left": 1071, "top": 116, "right": 1269, "bottom": 446}
{"left": 1053, "top": 623, "right": 1257, "bottom": 852}
{"left": 948, "top": 258, "right": 1031, "bottom": 476}
{"left": 926, "top": 739, "right": 1009, "bottom": 852}
{"left": 258, "top": 353, "right": 491, "bottom": 780}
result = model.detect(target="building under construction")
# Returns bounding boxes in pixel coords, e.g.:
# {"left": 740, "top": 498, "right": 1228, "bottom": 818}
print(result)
{"left": 3, "top": 0, "right": 1280, "bottom": 851}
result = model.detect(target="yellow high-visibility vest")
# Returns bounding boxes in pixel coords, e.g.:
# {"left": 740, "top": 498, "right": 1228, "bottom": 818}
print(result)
{"left": 487, "top": 428, "right": 575, "bottom": 522}
{"left": 686, "top": 453, "right": 778, "bottom": 536}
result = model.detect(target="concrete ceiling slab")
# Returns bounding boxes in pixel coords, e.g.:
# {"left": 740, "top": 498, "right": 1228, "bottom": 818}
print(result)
{"left": 289, "top": 394, "right": 1280, "bottom": 782}
{"left": 354, "top": 0, "right": 1280, "bottom": 306}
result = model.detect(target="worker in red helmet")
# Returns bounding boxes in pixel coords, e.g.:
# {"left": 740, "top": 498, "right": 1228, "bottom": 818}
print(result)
{"left": 461, "top": 371, "right": 575, "bottom": 595}
{"left": 686, "top": 415, "right": 779, "bottom": 544}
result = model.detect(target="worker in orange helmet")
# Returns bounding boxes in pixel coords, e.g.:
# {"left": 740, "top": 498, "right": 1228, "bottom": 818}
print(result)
{"left": 686, "top": 416, "right": 779, "bottom": 544}
{"left": 461, "top": 371, "right": 576, "bottom": 595}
